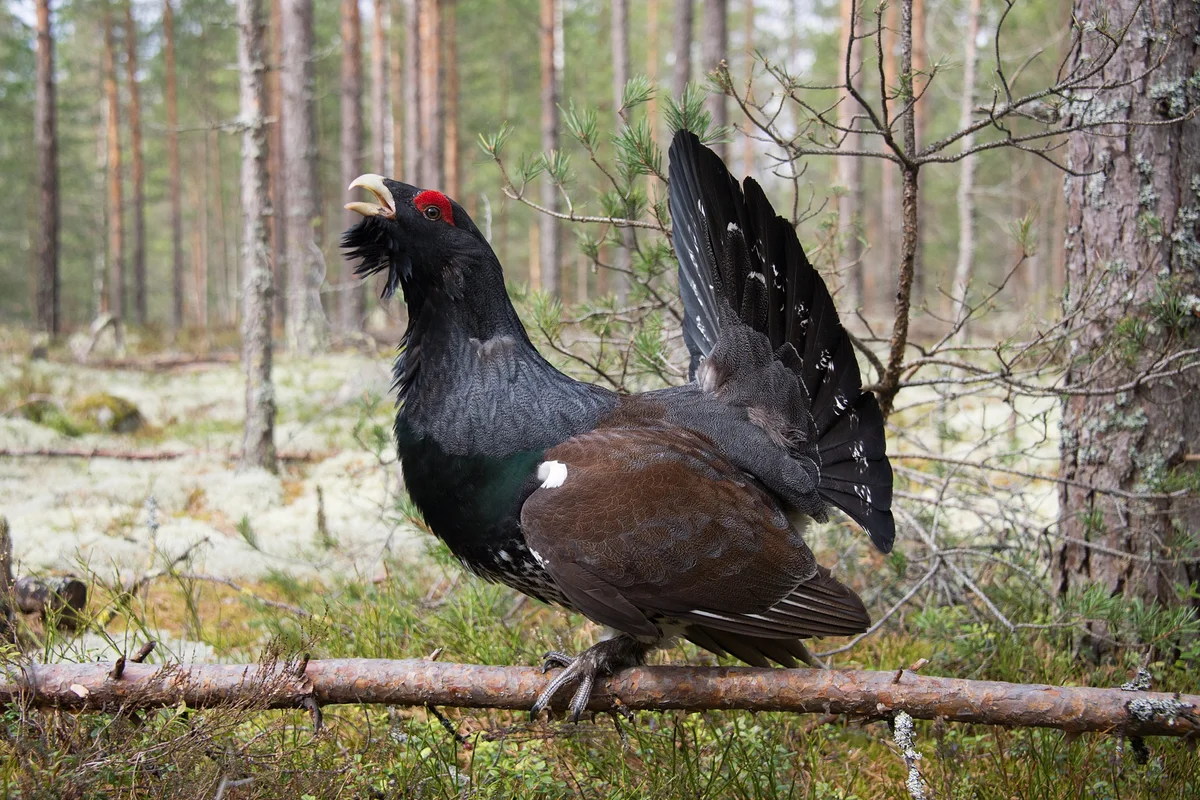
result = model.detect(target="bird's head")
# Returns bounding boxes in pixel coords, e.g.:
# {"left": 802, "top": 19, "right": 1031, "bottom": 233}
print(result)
{"left": 342, "top": 174, "right": 490, "bottom": 301}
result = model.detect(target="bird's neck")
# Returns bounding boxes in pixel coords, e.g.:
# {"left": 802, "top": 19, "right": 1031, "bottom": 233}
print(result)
{"left": 395, "top": 265, "right": 615, "bottom": 459}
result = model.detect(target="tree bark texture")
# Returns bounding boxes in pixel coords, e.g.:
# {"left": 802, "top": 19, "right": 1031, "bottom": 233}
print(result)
{"left": 878, "top": 0, "right": 921, "bottom": 418}
{"left": 611, "top": 0, "right": 632, "bottom": 302}
{"left": 837, "top": 0, "right": 863, "bottom": 310}
{"left": 281, "top": 0, "right": 328, "bottom": 355}
{"left": 238, "top": 0, "right": 277, "bottom": 473}
{"left": 102, "top": 5, "right": 123, "bottom": 319}
{"left": 164, "top": 0, "right": 184, "bottom": 333}
{"left": 951, "top": 0, "right": 982, "bottom": 341}
{"left": 443, "top": 0, "right": 460, "bottom": 199}
{"left": 34, "top": 0, "right": 59, "bottom": 337}
{"left": 1056, "top": 1, "right": 1200, "bottom": 612}
{"left": 538, "top": 0, "right": 561, "bottom": 296}
{"left": 340, "top": 0, "right": 365, "bottom": 333}
{"left": 417, "top": 0, "right": 442, "bottom": 189}
{"left": 123, "top": 0, "right": 146, "bottom": 325}
{"left": 268, "top": 0, "right": 288, "bottom": 331}
{"left": 389, "top": 2, "right": 404, "bottom": 178}
{"left": 402, "top": 0, "right": 420, "bottom": 183}
{"left": 701, "top": 0, "right": 727, "bottom": 159}
{"left": 909, "top": 0, "right": 926, "bottom": 303}
{"left": 370, "top": 0, "right": 388, "bottom": 175}
{"left": 5, "top": 659, "right": 1197, "bottom": 738}
{"left": 672, "top": 0, "right": 692, "bottom": 101}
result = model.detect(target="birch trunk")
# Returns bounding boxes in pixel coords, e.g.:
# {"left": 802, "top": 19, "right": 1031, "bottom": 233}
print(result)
{"left": 123, "top": 0, "right": 146, "bottom": 325}
{"left": 837, "top": 0, "right": 864, "bottom": 311}
{"left": 238, "top": 0, "right": 277, "bottom": 472}
{"left": 951, "top": 0, "right": 982, "bottom": 342}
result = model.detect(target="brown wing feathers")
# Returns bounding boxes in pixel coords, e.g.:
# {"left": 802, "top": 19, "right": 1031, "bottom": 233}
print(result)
{"left": 519, "top": 424, "right": 869, "bottom": 664}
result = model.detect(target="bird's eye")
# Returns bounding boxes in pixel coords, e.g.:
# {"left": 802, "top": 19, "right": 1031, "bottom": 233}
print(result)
{"left": 423, "top": 204, "right": 441, "bottom": 221}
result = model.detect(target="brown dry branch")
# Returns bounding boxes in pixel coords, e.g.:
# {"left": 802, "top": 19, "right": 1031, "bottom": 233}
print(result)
{"left": 2, "top": 659, "right": 1197, "bottom": 738}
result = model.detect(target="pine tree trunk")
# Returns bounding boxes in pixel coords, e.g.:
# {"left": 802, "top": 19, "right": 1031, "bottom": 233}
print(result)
{"left": 281, "top": 0, "right": 329, "bottom": 355}
{"left": 646, "top": 0, "right": 659, "bottom": 125}
{"left": 164, "top": 0, "right": 184, "bottom": 333}
{"left": 103, "top": 5, "right": 123, "bottom": 320}
{"left": 671, "top": 0, "right": 692, "bottom": 100}
{"left": 538, "top": 0, "right": 560, "bottom": 296}
{"left": 837, "top": 0, "right": 864, "bottom": 311}
{"left": 237, "top": 0, "right": 277, "bottom": 472}
{"left": 371, "top": 0, "right": 388, "bottom": 173}
{"left": 701, "top": 0, "right": 727, "bottom": 159}
{"left": 390, "top": 5, "right": 404, "bottom": 178}
{"left": 740, "top": 0, "right": 754, "bottom": 177}
{"left": 123, "top": 0, "right": 146, "bottom": 326}
{"left": 1056, "top": 1, "right": 1200, "bottom": 619}
{"left": 268, "top": 0, "right": 288, "bottom": 331}
{"left": 34, "top": 0, "right": 59, "bottom": 337}
{"left": 443, "top": 0, "right": 459, "bottom": 199}
{"left": 402, "top": 0, "right": 420, "bottom": 183}
{"left": 950, "top": 0, "right": 982, "bottom": 341}
{"left": 417, "top": 0, "right": 442, "bottom": 188}
{"left": 611, "top": 0, "right": 632, "bottom": 302}
{"left": 340, "top": 0, "right": 364, "bottom": 333}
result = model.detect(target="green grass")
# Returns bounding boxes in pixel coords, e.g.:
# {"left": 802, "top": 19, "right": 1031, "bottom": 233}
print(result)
{"left": 3, "top": 549, "right": 1198, "bottom": 800}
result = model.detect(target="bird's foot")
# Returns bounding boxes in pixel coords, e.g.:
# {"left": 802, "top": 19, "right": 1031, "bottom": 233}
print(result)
{"left": 530, "top": 636, "right": 648, "bottom": 723}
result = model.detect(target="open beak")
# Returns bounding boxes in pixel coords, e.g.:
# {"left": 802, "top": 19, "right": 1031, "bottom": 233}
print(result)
{"left": 346, "top": 174, "right": 397, "bottom": 219}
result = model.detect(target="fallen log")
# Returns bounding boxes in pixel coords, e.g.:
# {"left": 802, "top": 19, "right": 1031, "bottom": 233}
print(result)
{"left": 1, "top": 659, "right": 1196, "bottom": 738}
{"left": 0, "top": 447, "right": 334, "bottom": 463}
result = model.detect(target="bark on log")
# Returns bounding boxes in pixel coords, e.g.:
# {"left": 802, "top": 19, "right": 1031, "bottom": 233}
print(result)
{"left": 2, "top": 659, "right": 1196, "bottom": 738}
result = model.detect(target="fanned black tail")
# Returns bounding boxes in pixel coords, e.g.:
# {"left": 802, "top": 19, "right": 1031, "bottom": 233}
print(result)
{"left": 668, "top": 129, "right": 895, "bottom": 554}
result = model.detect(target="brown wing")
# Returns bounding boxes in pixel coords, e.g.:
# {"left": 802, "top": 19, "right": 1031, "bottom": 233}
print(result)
{"left": 519, "top": 425, "right": 869, "bottom": 659}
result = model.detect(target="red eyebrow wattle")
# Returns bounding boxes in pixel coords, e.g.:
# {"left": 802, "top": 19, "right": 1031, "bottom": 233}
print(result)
{"left": 413, "top": 190, "right": 455, "bottom": 226}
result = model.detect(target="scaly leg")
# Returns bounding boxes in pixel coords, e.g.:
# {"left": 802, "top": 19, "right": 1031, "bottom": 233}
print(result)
{"left": 530, "top": 635, "right": 650, "bottom": 722}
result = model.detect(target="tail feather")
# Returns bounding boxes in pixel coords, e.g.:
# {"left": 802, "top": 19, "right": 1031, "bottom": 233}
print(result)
{"left": 668, "top": 130, "right": 895, "bottom": 553}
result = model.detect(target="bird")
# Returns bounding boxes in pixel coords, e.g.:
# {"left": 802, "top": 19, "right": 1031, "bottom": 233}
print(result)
{"left": 342, "top": 129, "right": 894, "bottom": 721}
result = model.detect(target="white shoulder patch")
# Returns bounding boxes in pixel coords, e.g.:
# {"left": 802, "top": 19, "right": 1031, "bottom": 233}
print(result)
{"left": 537, "top": 460, "right": 568, "bottom": 489}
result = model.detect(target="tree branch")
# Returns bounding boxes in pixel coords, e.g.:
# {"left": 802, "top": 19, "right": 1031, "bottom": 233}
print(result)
{"left": 4, "top": 659, "right": 1197, "bottom": 738}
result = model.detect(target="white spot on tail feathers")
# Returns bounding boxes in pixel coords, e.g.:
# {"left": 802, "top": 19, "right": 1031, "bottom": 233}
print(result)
{"left": 537, "top": 460, "right": 568, "bottom": 489}
{"left": 727, "top": 221, "right": 740, "bottom": 232}
{"left": 834, "top": 392, "right": 848, "bottom": 412}
{"left": 748, "top": 271, "right": 767, "bottom": 285}
{"left": 499, "top": 549, "right": 512, "bottom": 563}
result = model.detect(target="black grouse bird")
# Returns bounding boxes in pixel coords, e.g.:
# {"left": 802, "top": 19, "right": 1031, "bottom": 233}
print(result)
{"left": 343, "top": 130, "right": 894, "bottom": 720}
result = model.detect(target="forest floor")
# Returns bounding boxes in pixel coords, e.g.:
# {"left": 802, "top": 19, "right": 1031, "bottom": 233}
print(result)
{"left": 1, "top": 330, "right": 1197, "bottom": 799}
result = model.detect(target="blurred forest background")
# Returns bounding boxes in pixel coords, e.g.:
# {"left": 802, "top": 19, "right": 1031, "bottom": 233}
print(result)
{"left": 0, "top": 0, "right": 1066, "bottom": 334}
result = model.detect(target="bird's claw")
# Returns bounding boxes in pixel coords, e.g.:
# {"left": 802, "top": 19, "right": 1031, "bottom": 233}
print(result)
{"left": 529, "top": 637, "right": 647, "bottom": 723}
{"left": 541, "top": 651, "right": 576, "bottom": 673}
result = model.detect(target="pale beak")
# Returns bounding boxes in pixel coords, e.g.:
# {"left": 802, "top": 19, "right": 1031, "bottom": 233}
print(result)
{"left": 346, "top": 174, "right": 396, "bottom": 218}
